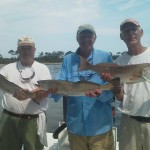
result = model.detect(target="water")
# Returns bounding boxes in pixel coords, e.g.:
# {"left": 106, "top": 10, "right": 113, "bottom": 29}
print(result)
{"left": 0, "top": 63, "right": 121, "bottom": 134}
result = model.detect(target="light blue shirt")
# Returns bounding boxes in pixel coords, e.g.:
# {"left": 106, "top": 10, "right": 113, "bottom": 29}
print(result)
{"left": 53, "top": 48, "right": 113, "bottom": 136}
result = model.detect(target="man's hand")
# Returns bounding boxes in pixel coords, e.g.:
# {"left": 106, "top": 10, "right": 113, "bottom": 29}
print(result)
{"left": 101, "top": 73, "right": 112, "bottom": 82}
{"left": 85, "top": 89, "right": 102, "bottom": 97}
{"left": 30, "top": 88, "right": 49, "bottom": 104}
{"left": 47, "top": 88, "right": 58, "bottom": 94}
{"left": 13, "top": 88, "right": 49, "bottom": 104}
{"left": 13, "top": 89, "right": 30, "bottom": 100}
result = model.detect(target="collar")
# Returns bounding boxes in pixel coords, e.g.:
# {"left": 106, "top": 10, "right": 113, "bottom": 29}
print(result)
{"left": 76, "top": 48, "right": 94, "bottom": 61}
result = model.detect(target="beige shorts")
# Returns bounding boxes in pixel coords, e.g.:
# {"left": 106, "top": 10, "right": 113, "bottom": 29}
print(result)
{"left": 119, "top": 114, "right": 150, "bottom": 150}
{"left": 68, "top": 130, "right": 114, "bottom": 150}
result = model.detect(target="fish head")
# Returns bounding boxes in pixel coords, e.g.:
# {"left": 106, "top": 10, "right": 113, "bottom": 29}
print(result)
{"left": 34, "top": 83, "right": 44, "bottom": 90}
{"left": 37, "top": 80, "right": 48, "bottom": 90}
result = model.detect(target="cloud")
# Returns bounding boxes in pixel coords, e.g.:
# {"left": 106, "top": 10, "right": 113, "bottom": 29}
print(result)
{"left": 0, "top": 0, "right": 101, "bottom": 34}
{"left": 0, "top": 0, "right": 150, "bottom": 57}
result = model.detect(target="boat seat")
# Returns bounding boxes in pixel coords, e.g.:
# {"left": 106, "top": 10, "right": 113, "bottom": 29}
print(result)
{"left": 58, "top": 127, "right": 70, "bottom": 150}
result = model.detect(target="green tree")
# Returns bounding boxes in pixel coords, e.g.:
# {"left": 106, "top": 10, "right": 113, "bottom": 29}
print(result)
{"left": 8, "top": 50, "right": 17, "bottom": 58}
{"left": 0, "top": 54, "right": 3, "bottom": 64}
{"left": 38, "top": 52, "right": 44, "bottom": 58}
{"left": 65, "top": 51, "right": 73, "bottom": 56}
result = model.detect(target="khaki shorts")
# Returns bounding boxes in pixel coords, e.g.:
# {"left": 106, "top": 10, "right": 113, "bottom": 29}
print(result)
{"left": 119, "top": 114, "right": 150, "bottom": 150}
{"left": 68, "top": 130, "right": 114, "bottom": 150}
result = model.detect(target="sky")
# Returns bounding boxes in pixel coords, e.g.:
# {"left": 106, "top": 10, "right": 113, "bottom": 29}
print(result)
{"left": 0, "top": 0, "right": 150, "bottom": 58}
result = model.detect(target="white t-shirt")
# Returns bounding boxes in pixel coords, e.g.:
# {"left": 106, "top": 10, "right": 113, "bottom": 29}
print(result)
{"left": 115, "top": 48, "right": 150, "bottom": 117}
{"left": 0, "top": 61, "right": 52, "bottom": 114}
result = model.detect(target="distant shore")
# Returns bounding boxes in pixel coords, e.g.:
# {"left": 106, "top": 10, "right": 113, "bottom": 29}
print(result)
{"left": 0, "top": 62, "right": 62, "bottom": 66}
{"left": 43, "top": 62, "right": 62, "bottom": 65}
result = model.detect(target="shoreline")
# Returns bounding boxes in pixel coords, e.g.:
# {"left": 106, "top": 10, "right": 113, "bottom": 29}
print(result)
{"left": 0, "top": 62, "right": 62, "bottom": 66}
{"left": 43, "top": 62, "right": 62, "bottom": 65}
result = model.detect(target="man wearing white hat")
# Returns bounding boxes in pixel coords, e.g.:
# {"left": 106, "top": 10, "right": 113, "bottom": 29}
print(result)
{"left": 114, "top": 18, "right": 150, "bottom": 150}
{"left": 0, "top": 36, "right": 52, "bottom": 150}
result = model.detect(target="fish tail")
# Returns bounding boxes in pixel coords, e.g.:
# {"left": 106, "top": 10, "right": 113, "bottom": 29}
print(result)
{"left": 109, "top": 77, "right": 121, "bottom": 90}
{"left": 78, "top": 55, "right": 91, "bottom": 71}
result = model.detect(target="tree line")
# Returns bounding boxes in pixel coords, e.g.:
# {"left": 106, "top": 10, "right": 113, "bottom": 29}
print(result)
{"left": 0, "top": 50, "right": 124, "bottom": 64}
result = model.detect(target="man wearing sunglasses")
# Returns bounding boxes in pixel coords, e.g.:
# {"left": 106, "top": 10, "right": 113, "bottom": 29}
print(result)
{"left": 49, "top": 24, "right": 115, "bottom": 150}
{"left": 0, "top": 36, "right": 52, "bottom": 150}
{"left": 115, "top": 19, "right": 150, "bottom": 150}
{"left": 102, "top": 18, "right": 150, "bottom": 150}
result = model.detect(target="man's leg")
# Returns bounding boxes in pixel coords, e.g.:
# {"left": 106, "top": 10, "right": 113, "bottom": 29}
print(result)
{"left": 88, "top": 130, "right": 114, "bottom": 150}
{"left": 0, "top": 112, "right": 22, "bottom": 150}
{"left": 119, "top": 114, "right": 142, "bottom": 150}
{"left": 140, "top": 122, "right": 150, "bottom": 150}
{"left": 68, "top": 131, "right": 89, "bottom": 150}
{"left": 21, "top": 118, "right": 44, "bottom": 150}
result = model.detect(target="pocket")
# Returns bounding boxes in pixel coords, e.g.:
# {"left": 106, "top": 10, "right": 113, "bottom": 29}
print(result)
{"left": 66, "top": 72, "right": 79, "bottom": 82}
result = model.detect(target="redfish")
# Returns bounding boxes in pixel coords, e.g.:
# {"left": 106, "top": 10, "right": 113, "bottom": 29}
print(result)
{"left": 78, "top": 56, "right": 150, "bottom": 84}
{"left": 37, "top": 79, "right": 121, "bottom": 96}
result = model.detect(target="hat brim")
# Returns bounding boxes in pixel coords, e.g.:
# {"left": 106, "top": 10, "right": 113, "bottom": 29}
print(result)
{"left": 77, "top": 29, "right": 96, "bottom": 35}
{"left": 120, "top": 21, "right": 140, "bottom": 30}
{"left": 18, "top": 42, "right": 35, "bottom": 46}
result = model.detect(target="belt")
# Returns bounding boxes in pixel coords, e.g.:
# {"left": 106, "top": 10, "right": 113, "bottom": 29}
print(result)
{"left": 3, "top": 109, "right": 39, "bottom": 119}
{"left": 130, "top": 115, "right": 150, "bottom": 122}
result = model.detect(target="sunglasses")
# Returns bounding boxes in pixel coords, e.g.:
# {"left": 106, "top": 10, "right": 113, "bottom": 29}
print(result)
{"left": 17, "top": 62, "right": 35, "bottom": 82}
{"left": 78, "top": 72, "right": 97, "bottom": 81}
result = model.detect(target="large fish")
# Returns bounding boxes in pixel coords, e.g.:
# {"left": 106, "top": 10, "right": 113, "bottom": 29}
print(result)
{"left": 78, "top": 56, "right": 150, "bottom": 84}
{"left": 0, "top": 74, "right": 36, "bottom": 99}
{"left": 37, "top": 79, "right": 121, "bottom": 96}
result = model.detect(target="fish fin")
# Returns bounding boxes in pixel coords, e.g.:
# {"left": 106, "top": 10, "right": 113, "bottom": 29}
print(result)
{"left": 99, "top": 63, "right": 119, "bottom": 67}
{"left": 110, "top": 77, "right": 121, "bottom": 89}
{"left": 142, "top": 67, "right": 150, "bottom": 82}
{"left": 78, "top": 55, "right": 91, "bottom": 71}
{"left": 142, "top": 76, "right": 150, "bottom": 82}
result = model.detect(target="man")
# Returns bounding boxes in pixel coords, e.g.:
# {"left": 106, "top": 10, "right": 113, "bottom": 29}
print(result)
{"left": 0, "top": 36, "right": 51, "bottom": 150}
{"left": 114, "top": 19, "right": 150, "bottom": 150}
{"left": 51, "top": 24, "right": 115, "bottom": 150}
